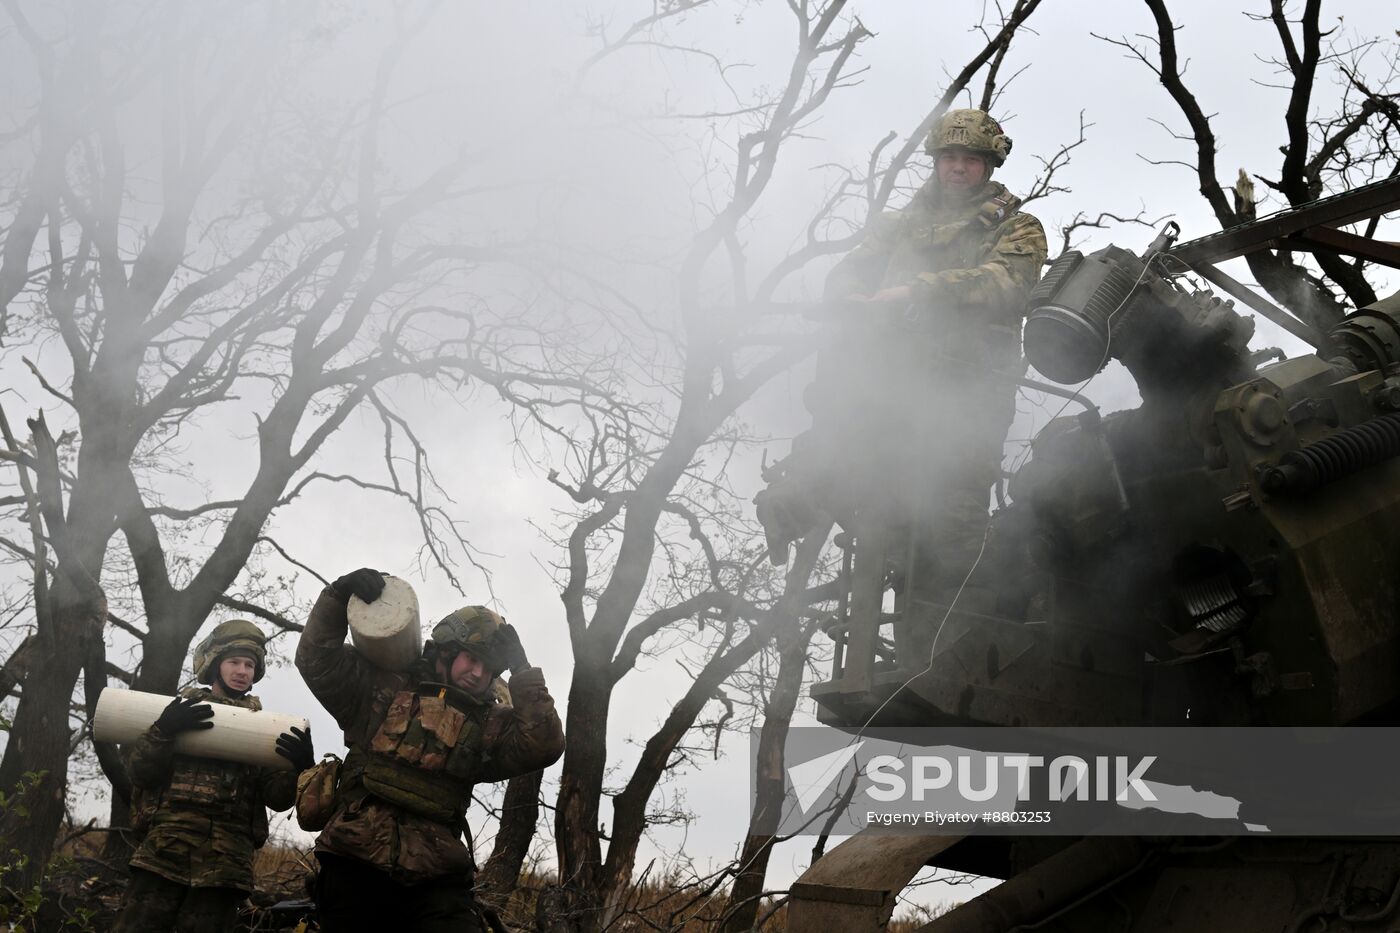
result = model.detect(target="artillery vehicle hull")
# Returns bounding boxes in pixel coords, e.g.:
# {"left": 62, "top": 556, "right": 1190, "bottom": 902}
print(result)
{"left": 783, "top": 177, "right": 1400, "bottom": 931}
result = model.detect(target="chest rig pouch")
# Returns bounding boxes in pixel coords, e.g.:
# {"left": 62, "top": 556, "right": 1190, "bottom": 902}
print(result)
{"left": 145, "top": 755, "right": 266, "bottom": 844}
{"left": 163, "top": 756, "right": 254, "bottom": 809}
{"left": 295, "top": 753, "right": 343, "bottom": 832}
{"left": 348, "top": 684, "right": 507, "bottom": 827}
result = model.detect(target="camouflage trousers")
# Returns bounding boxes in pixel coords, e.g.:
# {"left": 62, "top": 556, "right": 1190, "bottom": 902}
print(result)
{"left": 889, "top": 476, "right": 996, "bottom": 668}
{"left": 113, "top": 868, "right": 245, "bottom": 933}
{"left": 314, "top": 853, "right": 488, "bottom": 933}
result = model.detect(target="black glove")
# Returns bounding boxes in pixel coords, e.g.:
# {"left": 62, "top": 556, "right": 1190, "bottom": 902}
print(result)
{"left": 495, "top": 623, "right": 530, "bottom": 674}
{"left": 275, "top": 726, "right": 315, "bottom": 773}
{"left": 331, "top": 568, "right": 386, "bottom": 604}
{"left": 153, "top": 695, "right": 215, "bottom": 736}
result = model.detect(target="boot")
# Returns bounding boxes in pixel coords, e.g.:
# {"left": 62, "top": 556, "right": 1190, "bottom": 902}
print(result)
{"left": 754, "top": 481, "right": 819, "bottom": 565}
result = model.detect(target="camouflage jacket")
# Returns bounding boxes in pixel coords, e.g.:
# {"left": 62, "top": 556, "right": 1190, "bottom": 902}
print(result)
{"left": 824, "top": 178, "right": 1047, "bottom": 366}
{"left": 295, "top": 586, "right": 565, "bottom": 885}
{"left": 126, "top": 687, "right": 297, "bottom": 892}
{"left": 813, "top": 179, "right": 1048, "bottom": 473}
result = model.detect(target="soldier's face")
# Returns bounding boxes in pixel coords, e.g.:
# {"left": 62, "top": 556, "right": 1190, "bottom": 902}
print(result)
{"left": 936, "top": 150, "right": 989, "bottom": 197}
{"left": 447, "top": 649, "right": 492, "bottom": 696}
{"left": 218, "top": 655, "right": 256, "bottom": 694}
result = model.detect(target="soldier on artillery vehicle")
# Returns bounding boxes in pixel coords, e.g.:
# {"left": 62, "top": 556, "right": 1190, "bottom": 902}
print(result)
{"left": 296, "top": 568, "right": 565, "bottom": 933}
{"left": 756, "top": 107, "right": 1048, "bottom": 665}
{"left": 114, "top": 620, "right": 314, "bottom": 933}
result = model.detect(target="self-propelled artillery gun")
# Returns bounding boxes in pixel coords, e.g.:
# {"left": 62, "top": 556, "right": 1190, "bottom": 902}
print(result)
{"left": 774, "top": 176, "right": 1400, "bottom": 932}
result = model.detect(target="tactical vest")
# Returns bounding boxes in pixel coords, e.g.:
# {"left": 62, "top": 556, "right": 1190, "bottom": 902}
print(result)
{"left": 915, "top": 185, "right": 1026, "bottom": 354}
{"left": 337, "top": 681, "right": 509, "bottom": 829}
{"left": 131, "top": 690, "right": 270, "bottom": 845}
{"left": 894, "top": 185, "right": 1024, "bottom": 282}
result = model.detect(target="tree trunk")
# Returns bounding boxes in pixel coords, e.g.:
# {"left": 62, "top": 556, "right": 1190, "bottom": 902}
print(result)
{"left": 130, "top": 602, "right": 193, "bottom": 697}
{"left": 720, "top": 622, "right": 817, "bottom": 931}
{"left": 99, "top": 794, "right": 136, "bottom": 873}
{"left": 1245, "top": 250, "right": 1353, "bottom": 336}
{"left": 598, "top": 528, "right": 831, "bottom": 929}
{"left": 477, "top": 770, "right": 543, "bottom": 898}
{"left": 0, "top": 414, "right": 118, "bottom": 886}
{"left": 600, "top": 643, "right": 760, "bottom": 924}
{"left": 547, "top": 660, "right": 613, "bottom": 932}
{"left": 0, "top": 579, "right": 105, "bottom": 888}
{"left": 0, "top": 635, "right": 35, "bottom": 698}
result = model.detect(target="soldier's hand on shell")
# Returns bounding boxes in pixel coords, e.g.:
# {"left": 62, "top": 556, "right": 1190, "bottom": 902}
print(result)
{"left": 495, "top": 623, "right": 530, "bottom": 674}
{"left": 331, "top": 567, "right": 386, "bottom": 604}
{"left": 154, "top": 695, "right": 216, "bottom": 735}
{"left": 274, "top": 725, "right": 315, "bottom": 773}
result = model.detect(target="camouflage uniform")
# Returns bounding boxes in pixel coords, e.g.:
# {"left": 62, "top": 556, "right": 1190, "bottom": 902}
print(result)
{"left": 761, "top": 110, "right": 1048, "bottom": 663}
{"left": 818, "top": 175, "right": 1048, "bottom": 482}
{"left": 296, "top": 587, "right": 565, "bottom": 932}
{"left": 114, "top": 686, "right": 296, "bottom": 933}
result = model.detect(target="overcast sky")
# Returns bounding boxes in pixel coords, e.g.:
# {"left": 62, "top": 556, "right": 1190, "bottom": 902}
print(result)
{"left": 3, "top": 0, "right": 1398, "bottom": 916}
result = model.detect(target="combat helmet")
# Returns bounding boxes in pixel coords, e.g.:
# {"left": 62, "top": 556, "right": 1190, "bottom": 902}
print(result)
{"left": 193, "top": 619, "right": 267, "bottom": 685}
{"left": 925, "top": 108, "right": 1013, "bottom": 167}
{"left": 429, "top": 606, "right": 507, "bottom": 676}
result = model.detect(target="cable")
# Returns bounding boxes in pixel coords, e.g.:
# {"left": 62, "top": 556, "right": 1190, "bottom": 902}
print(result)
{"left": 1006, "top": 248, "right": 1165, "bottom": 476}
{"left": 784, "top": 248, "right": 1171, "bottom": 852}
{"left": 852, "top": 247, "right": 1166, "bottom": 738}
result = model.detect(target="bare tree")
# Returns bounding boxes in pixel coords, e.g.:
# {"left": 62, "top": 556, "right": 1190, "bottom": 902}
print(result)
{"left": 515, "top": 3, "right": 869, "bottom": 923}
{"left": 414, "top": 1, "right": 1059, "bottom": 929}
{"left": 717, "top": 533, "right": 829, "bottom": 933}
{"left": 596, "top": 530, "right": 837, "bottom": 926}
{"left": 1096, "top": 0, "right": 1400, "bottom": 330}
{"left": 0, "top": 1, "right": 579, "bottom": 881}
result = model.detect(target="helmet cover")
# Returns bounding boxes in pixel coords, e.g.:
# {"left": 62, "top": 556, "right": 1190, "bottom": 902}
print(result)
{"left": 429, "top": 606, "right": 507, "bottom": 676}
{"left": 193, "top": 619, "right": 267, "bottom": 685}
{"left": 925, "top": 108, "right": 1013, "bottom": 166}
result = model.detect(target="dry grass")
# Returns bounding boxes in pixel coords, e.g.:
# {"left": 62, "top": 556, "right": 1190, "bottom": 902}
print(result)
{"left": 21, "top": 829, "right": 957, "bottom": 931}
{"left": 481, "top": 869, "right": 955, "bottom": 932}
{"left": 250, "top": 844, "right": 316, "bottom": 904}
